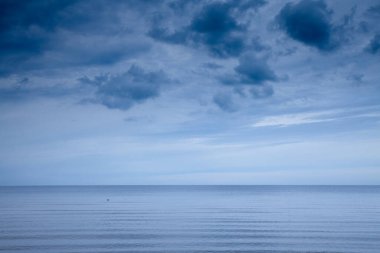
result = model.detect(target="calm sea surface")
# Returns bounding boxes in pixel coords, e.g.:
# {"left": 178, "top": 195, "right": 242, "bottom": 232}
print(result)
{"left": 0, "top": 186, "right": 379, "bottom": 253}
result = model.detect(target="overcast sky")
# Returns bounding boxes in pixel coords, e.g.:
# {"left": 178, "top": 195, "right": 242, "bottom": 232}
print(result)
{"left": 0, "top": 0, "right": 380, "bottom": 185}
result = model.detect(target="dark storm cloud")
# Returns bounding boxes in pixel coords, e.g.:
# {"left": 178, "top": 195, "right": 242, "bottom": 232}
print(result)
{"left": 0, "top": 0, "right": 150, "bottom": 76}
{"left": 275, "top": 0, "right": 339, "bottom": 51}
{"left": 365, "top": 34, "right": 380, "bottom": 54}
{"left": 0, "top": 0, "right": 74, "bottom": 74}
{"left": 149, "top": 0, "right": 267, "bottom": 58}
{"left": 1, "top": 0, "right": 375, "bottom": 114}
{"left": 190, "top": 2, "right": 244, "bottom": 57}
{"left": 79, "top": 65, "right": 172, "bottom": 110}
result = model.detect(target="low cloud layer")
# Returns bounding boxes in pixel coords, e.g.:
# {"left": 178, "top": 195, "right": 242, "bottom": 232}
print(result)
{"left": 0, "top": 0, "right": 379, "bottom": 112}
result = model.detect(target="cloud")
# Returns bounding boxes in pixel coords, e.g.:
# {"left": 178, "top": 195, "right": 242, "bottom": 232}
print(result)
{"left": 80, "top": 65, "right": 172, "bottom": 110}
{"left": 235, "top": 0, "right": 267, "bottom": 12}
{"left": 203, "top": 62, "right": 223, "bottom": 69}
{"left": 148, "top": 27, "right": 188, "bottom": 45}
{"left": 41, "top": 32, "right": 149, "bottom": 68}
{"left": 275, "top": 0, "right": 339, "bottom": 51}
{"left": 249, "top": 85, "right": 274, "bottom": 99}
{"left": 0, "top": 0, "right": 150, "bottom": 76}
{"left": 365, "top": 34, "right": 380, "bottom": 54}
{"left": 149, "top": 0, "right": 266, "bottom": 58}
{"left": 0, "top": 78, "right": 76, "bottom": 103}
{"left": 235, "top": 53, "right": 278, "bottom": 84}
{"left": 213, "top": 92, "right": 237, "bottom": 112}
{"left": 0, "top": 0, "right": 75, "bottom": 74}
{"left": 222, "top": 53, "right": 277, "bottom": 87}
{"left": 365, "top": 4, "right": 380, "bottom": 18}
{"left": 346, "top": 73, "right": 364, "bottom": 84}
{"left": 189, "top": 2, "right": 245, "bottom": 57}
{"left": 250, "top": 36, "right": 271, "bottom": 52}
{"left": 252, "top": 111, "right": 336, "bottom": 127}
{"left": 251, "top": 108, "right": 380, "bottom": 128}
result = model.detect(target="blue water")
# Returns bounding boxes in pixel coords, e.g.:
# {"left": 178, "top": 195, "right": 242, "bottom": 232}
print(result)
{"left": 0, "top": 186, "right": 379, "bottom": 253}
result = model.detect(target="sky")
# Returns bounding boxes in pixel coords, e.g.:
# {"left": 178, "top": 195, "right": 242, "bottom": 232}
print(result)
{"left": 0, "top": 0, "right": 380, "bottom": 185}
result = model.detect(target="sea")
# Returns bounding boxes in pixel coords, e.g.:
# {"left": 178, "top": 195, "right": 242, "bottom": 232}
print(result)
{"left": 0, "top": 186, "right": 379, "bottom": 253}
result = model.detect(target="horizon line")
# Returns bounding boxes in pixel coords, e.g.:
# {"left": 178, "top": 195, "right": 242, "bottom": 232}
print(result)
{"left": 1, "top": 184, "right": 379, "bottom": 187}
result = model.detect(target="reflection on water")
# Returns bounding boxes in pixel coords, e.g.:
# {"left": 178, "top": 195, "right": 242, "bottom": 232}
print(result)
{"left": 0, "top": 186, "right": 379, "bottom": 252}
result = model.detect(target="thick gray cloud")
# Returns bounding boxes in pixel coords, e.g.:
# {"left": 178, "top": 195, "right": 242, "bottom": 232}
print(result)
{"left": 0, "top": 0, "right": 377, "bottom": 114}
{"left": 275, "top": 0, "right": 339, "bottom": 51}
{"left": 0, "top": 0, "right": 150, "bottom": 76}
{"left": 79, "top": 65, "right": 172, "bottom": 110}
{"left": 0, "top": 0, "right": 72, "bottom": 75}
{"left": 149, "top": 0, "right": 267, "bottom": 58}
{"left": 190, "top": 3, "right": 243, "bottom": 57}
